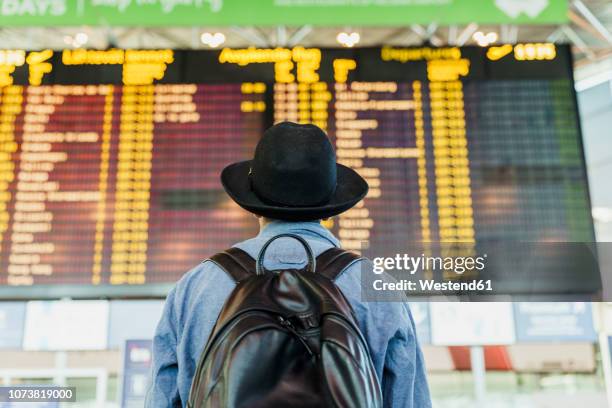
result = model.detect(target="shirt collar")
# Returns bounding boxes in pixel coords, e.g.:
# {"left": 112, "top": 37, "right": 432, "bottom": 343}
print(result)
{"left": 257, "top": 220, "right": 340, "bottom": 247}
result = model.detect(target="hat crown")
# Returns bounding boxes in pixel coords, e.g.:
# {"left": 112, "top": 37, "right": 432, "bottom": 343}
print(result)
{"left": 251, "top": 122, "right": 337, "bottom": 207}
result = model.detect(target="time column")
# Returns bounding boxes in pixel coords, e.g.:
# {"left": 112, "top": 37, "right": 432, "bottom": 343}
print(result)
{"left": 110, "top": 85, "right": 154, "bottom": 285}
{"left": 0, "top": 86, "right": 22, "bottom": 252}
{"left": 429, "top": 80, "right": 475, "bottom": 264}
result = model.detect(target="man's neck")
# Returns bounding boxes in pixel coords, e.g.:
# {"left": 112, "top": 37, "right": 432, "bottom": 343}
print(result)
{"left": 258, "top": 217, "right": 320, "bottom": 233}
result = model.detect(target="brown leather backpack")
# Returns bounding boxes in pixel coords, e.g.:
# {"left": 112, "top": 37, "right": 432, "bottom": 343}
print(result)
{"left": 187, "top": 233, "right": 382, "bottom": 408}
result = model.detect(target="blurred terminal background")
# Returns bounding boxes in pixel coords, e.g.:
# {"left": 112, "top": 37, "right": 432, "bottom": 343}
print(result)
{"left": 0, "top": 0, "right": 612, "bottom": 407}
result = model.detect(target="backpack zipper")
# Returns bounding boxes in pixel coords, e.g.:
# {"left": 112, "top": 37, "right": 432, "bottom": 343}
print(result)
{"left": 277, "top": 316, "right": 316, "bottom": 356}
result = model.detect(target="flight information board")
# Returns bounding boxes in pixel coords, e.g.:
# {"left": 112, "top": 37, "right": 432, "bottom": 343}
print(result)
{"left": 0, "top": 45, "right": 595, "bottom": 297}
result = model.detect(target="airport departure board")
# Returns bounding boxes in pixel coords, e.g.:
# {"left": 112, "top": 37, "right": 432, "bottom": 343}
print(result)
{"left": 0, "top": 45, "right": 595, "bottom": 296}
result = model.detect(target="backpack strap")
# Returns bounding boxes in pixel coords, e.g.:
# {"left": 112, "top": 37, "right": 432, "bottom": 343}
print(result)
{"left": 316, "top": 247, "right": 364, "bottom": 281}
{"left": 209, "top": 247, "right": 256, "bottom": 283}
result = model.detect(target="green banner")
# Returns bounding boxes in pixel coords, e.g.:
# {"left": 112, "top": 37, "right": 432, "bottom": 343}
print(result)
{"left": 0, "top": 0, "right": 567, "bottom": 26}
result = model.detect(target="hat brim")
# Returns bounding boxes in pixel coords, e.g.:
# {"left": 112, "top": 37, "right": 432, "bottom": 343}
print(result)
{"left": 221, "top": 160, "right": 368, "bottom": 221}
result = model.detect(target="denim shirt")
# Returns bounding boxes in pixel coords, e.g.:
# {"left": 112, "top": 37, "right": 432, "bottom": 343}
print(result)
{"left": 145, "top": 220, "right": 432, "bottom": 408}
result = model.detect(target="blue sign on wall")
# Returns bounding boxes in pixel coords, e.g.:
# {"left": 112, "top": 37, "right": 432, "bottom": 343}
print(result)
{"left": 121, "top": 339, "right": 153, "bottom": 408}
{"left": 513, "top": 302, "right": 597, "bottom": 342}
{"left": 0, "top": 302, "right": 26, "bottom": 349}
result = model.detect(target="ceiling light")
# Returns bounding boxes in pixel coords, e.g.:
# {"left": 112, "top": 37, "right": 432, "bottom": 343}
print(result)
{"left": 337, "top": 32, "right": 360, "bottom": 48}
{"left": 473, "top": 31, "right": 498, "bottom": 47}
{"left": 201, "top": 32, "right": 226, "bottom": 48}
{"left": 74, "top": 32, "right": 88, "bottom": 46}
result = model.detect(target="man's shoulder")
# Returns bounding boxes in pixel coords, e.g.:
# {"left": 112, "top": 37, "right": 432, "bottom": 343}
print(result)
{"left": 173, "top": 245, "right": 368, "bottom": 293}
{"left": 171, "top": 251, "right": 411, "bottom": 332}
{"left": 335, "top": 258, "right": 414, "bottom": 326}
{"left": 173, "top": 258, "right": 235, "bottom": 300}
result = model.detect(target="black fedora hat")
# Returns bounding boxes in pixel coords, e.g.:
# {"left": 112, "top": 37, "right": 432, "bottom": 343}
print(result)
{"left": 221, "top": 122, "right": 368, "bottom": 221}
